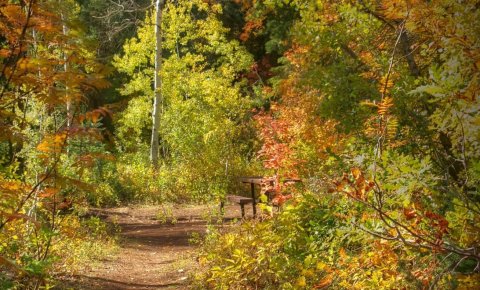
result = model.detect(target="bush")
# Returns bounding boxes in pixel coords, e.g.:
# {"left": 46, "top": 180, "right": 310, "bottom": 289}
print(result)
{"left": 0, "top": 213, "right": 117, "bottom": 289}
{"left": 193, "top": 189, "right": 470, "bottom": 289}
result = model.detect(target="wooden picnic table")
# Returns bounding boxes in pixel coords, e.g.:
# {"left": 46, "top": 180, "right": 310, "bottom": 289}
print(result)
{"left": 238, "top": 176, "right": 302, "bottom": 217}
{"left": 238, "top": 176, "right": 268, "bottom": 217}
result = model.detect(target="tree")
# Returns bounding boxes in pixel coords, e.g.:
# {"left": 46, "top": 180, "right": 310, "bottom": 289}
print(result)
{"left": 150, "top": 0, "right": 165, "bottom": 168}
{"left": 76, "top": 0, "right": 152, "bottom": 58}
{"left": 0, "top": 0, "right": 109, "bottom": 286}
{"left": 196, "top": 0, "right": 480, "bottom": 288}
{"left": 113, "top": 0, "right": 253, "bottom": 198}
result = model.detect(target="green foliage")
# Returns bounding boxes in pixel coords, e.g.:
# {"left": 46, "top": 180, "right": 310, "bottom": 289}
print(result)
{"left": 0, "top": 0, "right": 117, "bottom": 287}
{"left": 1, "top": 0, "right": 479, "bottom": 288}
{"left": 113, "top": 0, "right": 257, "bottom": 201}
{"left": 195, "top": 191, "right": 425, "bottom": 289}
{"left": 0, "top": 214, "right": 117, "bottom": 289}
{"left": 194, "top": 0, "right": 480, "bottom": 289}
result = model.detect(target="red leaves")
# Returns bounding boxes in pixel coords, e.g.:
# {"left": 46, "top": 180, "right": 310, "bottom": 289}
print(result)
{"left": 240, "top": 19, "right": 264, "bottom": 42}
{"left": 78, "top": 107, "right": 112, "bottom": 125}
{"left": 255, "top": 110, "right": 301, "bottom": 209}
{"left": 75, "top": 152, "right": 115, "bottom": 168}
{"left": 255, "top": 109, "right": 299, "bottom": 174}
{"left": 424, "top": 211, "right": 449, "bottom": 242}
{"left": 271, "top": 193, "right": 292, "bottom": 207}
{"left": 333, "top": 168, "right": 375, "bottom": 201}
{"left": 403, "top": 208, "right": 417, "bottom": 220}
{"left": 3, "top": 213, "right": 40, "bottom": 229}
{"left": 38, "top": 187, "right": 59, "bottom": 198}
{"left": 313, "top": 276, "right": 333, "bottom": 289}
{"left": 259, "top": 175, "right": 295, "bottom": 207}
{"left": 284, "top": 44, "right": 311, "bottom": 68}
{"left": 336, "top": 167, "right": 452, "bottom": 256}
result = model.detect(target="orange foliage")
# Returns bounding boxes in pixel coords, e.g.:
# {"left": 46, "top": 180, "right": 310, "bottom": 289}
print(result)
{"left": 254, "top": 43, "right": 343, "bottom": 205}
{"left": 240, "top": 19, "right": 264, "bottom": 42}
{"left": 0, "top": 2, "right": 110, "bottom": 278}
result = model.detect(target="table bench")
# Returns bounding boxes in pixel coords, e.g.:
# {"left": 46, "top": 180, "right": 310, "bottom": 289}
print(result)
{"left": 220, "top": 177, "right": 302, "bottom": 219}
{"left": 220, "top": 195, "right": 253, "bottom": 218}
{"left": 238, "top": 176, "right": 303, "bottom": 217}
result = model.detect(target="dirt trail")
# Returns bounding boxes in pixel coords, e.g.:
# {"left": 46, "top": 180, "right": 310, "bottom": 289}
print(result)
{"left": 56, "top": 204, "right": 252, "bottom": 289}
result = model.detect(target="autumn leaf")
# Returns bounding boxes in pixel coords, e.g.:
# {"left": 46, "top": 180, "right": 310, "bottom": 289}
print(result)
{"left": 351, "top": 167, "right": 362, "bottom": 180}
{"left": 314, "top": 275, "right": 333, "bottom": 289}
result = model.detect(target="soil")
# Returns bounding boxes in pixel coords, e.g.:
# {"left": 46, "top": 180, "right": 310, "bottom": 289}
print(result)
{"left": 55, "top": 203, "right": 254, "bottom": 290}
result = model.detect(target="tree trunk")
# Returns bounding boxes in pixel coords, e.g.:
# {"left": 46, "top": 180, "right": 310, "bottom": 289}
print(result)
{"left": 399, "top": 31, "right": 420, "bottom": 77}
{"left": 150, "top": 0, "right": 165, "bottom": 169}
{"left": 61, "top": 12, "right": 71, "bottom": 130}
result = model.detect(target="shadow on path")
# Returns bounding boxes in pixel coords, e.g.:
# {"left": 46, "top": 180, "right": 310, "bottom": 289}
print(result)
{"left": 54, "top": 204, "right": 251, "bottom": 289}
{"left": 58, "top": 274, "right": 184, "bottom": 290}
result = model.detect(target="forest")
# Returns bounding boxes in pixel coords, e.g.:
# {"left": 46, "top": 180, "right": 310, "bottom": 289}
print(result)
{"left": 0, "top": 0, "right": 479, "bottom": 289}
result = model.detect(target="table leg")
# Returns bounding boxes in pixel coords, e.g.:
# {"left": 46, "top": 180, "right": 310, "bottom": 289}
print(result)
{"left": 220, "top": 200, "right": 225, "bottom": 214}
{"left": 251, "top": 183, "right": 256, "bottom": 217}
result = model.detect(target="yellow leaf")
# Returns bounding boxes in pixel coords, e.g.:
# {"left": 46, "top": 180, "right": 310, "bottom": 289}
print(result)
{"left": 316, "top": 262, "right": 327, "bottom": 270}
{"left": 351, "top": 167, "right": 362, "bottom": 180}
{"left": 296, "top": 276, "right": 306, "bottom": 287}
{"left": 339, "top": 247, "right": 347, "bottom": 259}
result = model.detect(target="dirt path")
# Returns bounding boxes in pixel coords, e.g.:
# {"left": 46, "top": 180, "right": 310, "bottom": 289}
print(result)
{"left": 57, "top": 204, "right": 253, "bottom": 289}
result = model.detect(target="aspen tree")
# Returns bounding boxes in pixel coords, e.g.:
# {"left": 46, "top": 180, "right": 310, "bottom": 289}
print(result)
{"left": 150, "top": 0, "right": 165, "bottom": 168}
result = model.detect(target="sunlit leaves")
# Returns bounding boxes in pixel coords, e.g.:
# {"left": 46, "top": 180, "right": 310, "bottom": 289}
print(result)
{"left": 0, "top": 0, "right": 111, "bottom": 286}
{"left": 78, "top": 107, "right": 112, "bottom": 125}
{"left": 333, "top": 167, "right": 375, "bottom": 202}
{"left": 112, "top": 0, "right": 254, "bottom": 200}
{"left": 196, "top": 0, "right": 480, "bottom": 288}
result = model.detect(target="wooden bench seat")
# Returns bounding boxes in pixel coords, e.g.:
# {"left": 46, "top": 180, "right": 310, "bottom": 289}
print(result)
{"left": 221, "top": 195, "right": 253, "bottom": 218}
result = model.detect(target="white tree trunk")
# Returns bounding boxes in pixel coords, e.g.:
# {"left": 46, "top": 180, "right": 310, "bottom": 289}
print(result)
{"left": 150, "top": 0, "right": 165, "bottom": 168}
